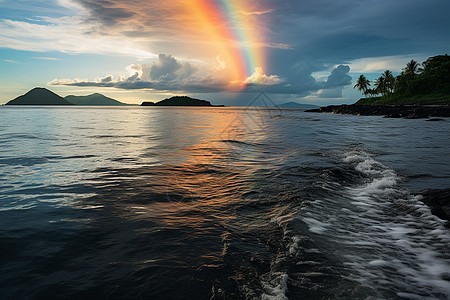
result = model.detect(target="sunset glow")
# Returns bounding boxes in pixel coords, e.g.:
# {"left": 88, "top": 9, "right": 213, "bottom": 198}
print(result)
{"left": 0, "top": 0, "right": 448, "bottom": 105}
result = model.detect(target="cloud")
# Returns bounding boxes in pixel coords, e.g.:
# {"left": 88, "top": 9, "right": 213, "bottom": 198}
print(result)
{"left": 348, "top": 55, "right": 429, "bottom": 73}
{"left": 322, "top": 65, "right": 351, "bottom": 88}
{"left": 318, "top": 88, "right": 344, "bottom": 98}
{"left": 0, "top": 17, "right": 157, "bottom": 58}
{"left": 244, "top": 67, "right": 283, "bottom": 85}
{"left": 100, "top": 76, "right": 113, "bottom": 83}
{"left": 50, "top": 54, "right": 230, "bottom": 92}
{"left": 50, "top": 53, "right": 351, "bottom": 98}
{"left": 312, "top": 65, "right": 352, "bottom": 98}
{"left": 147, "top": 54, "right": 197, "bottom": 81}
{"left": 49, "top": 54, "right": 287, "bottom": 93}
{"left": 240, "top": 9, "right": 274, "bottom": 16}
{"left": 5, "top": 0, "right": 445, "bottom": 102}
{"left": 31, "top": 57, "right": 60, "bottom": 61}
{"left": 75, "top": 0, "right": 134, "bottom": 26}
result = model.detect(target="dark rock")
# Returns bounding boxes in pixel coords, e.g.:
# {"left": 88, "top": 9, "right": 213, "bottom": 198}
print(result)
{"left": 141, "top": 102, "right": 155, "bottom": 106}
{"left": 426, "top": 118, "right": 445, "bottom": 121}
{"left": 420, "top": 188, "right": 450, "bottom": 228}
{"left": 306, "top": 104, "right": 450, "bottom": 118}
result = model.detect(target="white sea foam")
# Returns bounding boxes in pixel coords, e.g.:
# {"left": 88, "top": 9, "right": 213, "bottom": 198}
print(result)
{"left": 261, "top": 272, "right": 289, "bottom": 300}
{"left": 295, "top": 149, "right": 450, "bottom": 298}
{"left": 339, "top": 150, "right": 450, "bottom": 297}
{"left": 303, "top": 217, "right": 330, "bottom": 234}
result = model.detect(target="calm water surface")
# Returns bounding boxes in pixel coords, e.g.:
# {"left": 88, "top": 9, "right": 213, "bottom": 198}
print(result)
{"left": 0, "top": 106, "right": 449, "bottom": 299}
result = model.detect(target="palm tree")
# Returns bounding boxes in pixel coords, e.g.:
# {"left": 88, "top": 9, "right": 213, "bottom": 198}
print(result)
{"left": 374, "top": 76, "right": 385, "bottom": 95}
{"left": 403, "top": 59, "right": 421, "bottom": 75}
{"left": 353, "top": 75, "right": 371, "bottom": 97}
{"left": 381, "top": 70, "right": 395, "bottom": 94}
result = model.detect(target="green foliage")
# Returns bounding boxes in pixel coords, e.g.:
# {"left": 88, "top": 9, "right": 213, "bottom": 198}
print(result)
{"left": 353, "top": 75, "right": 371, "bottom": 96}
{"left": 355, "top": 54, "right": 450, "bottom": 105}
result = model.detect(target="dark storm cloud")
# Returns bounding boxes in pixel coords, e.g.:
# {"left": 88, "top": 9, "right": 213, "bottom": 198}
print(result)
{"left": 75, "top": 0, "right": 134, "bottom": 26}
{"left": 323, "top": 65, "right": 351, "bottom": 88}
{"left": 263, "top": 0, "right": 449, "bottom": 81}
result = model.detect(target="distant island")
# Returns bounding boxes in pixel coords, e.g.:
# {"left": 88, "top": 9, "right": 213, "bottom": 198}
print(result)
{"left": 4, "top": 88, "right": 223, "bottom": 107}
{"left": 5, "top": 88, "right": 74, "bottom": 105}
{"left": 65, "top": 93, "right": 130, "bottom": 106}
{"left": 5, "top": 88, "right": 129, "bottom": 106}
{"left": 278, "top": 102, "right": 319, "bottom": 108}
{"left": 307, "top": 54, "right": 450, "bottom": 118}
{"left": 141, "top": 96, "right": 222, "bottom": 107}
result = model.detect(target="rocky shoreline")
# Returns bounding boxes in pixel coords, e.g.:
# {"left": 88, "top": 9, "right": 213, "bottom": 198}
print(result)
{"left": 306, "top": 104, "right": 450, "bottom": 119}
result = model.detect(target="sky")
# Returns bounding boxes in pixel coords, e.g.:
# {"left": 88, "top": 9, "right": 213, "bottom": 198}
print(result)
{"left": 0, "top": 0, "right": 449, "bottom": 106}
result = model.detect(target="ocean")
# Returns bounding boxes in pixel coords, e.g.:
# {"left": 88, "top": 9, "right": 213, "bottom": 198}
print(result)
{"left": 0, "top": 106, "right": 449, "bottom": 299}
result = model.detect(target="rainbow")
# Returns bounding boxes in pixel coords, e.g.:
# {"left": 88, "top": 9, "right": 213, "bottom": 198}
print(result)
{"left": 184, "top": 0, "right": 265, "bottom": 88}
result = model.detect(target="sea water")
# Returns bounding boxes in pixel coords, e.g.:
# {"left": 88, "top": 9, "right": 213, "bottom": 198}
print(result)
{"left": 0, "top": 106, "right": 449, "bottom": 299}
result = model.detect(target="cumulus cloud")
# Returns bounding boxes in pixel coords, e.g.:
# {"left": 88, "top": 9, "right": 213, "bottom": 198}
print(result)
{"left": 50, "top": 53, "right": 351, "bottom": 98}
{"left": 49, "top": 54, "right": 287, "bottom": 93}
{"left": 244, "top": 67, "right": 284, "bottom": 85}
{"left": 309, "top": 65, "right": 352, "bottom": 98}
{"left": 50, "top": 54, "right": 230, "bottom": 92}
{"left": 322, "top": 65, "right": 351, "bottom": 88}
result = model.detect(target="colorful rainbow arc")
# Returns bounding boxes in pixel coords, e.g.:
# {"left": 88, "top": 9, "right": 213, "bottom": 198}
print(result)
{"left": 186, "top": 0, "right": 265, "bottom": 87}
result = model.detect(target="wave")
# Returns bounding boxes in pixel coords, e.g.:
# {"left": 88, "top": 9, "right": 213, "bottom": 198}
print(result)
{"left": 318, "top": 149, "right": 450, "bottom": 298}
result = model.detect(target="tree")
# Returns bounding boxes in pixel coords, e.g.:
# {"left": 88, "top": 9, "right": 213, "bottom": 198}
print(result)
{"left": 353, "top": 75, "right": 371, "bottom": 97}
{"left": 403, "top": 59, "right": 421, "bottom": 76}
{"left": 374, "top": 76, "right": 385, "bottom": 95}
{"left": 381, "top": 70, "right": 395, "bottom": 95}
{"left": 365, "top": 88, "right": 378, "bottom": 97}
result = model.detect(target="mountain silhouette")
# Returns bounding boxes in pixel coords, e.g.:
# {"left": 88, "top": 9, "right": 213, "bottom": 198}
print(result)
{"left": 5, "top": 88, "right": 74, "bottom": 105}
{"left": 278, "top": 102, "right": 319, "bottom": 108}
{"left": 141, "top": 96, "right": 212, "bottom": 106}
{"left": 65, "top": 93, "right": 128, "bottom": 106}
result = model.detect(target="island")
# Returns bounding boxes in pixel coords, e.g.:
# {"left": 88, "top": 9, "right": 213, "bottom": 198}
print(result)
{"left": 278, "top": 102, "right": 319, "bottom": 109}
{"left": 306, "top": 54, "right": 450, "bottom": 118}
{"left": 5, "top": 87, "right": 74, "bottom": 105}
{"left": 65, "top": 93, "right": 130, "bottom": 106}
{"left": 141, "top": 96, "right": 220, "bottom": 106}
{"left": 4, "top": 88, "right": 131, "bottom": 106}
